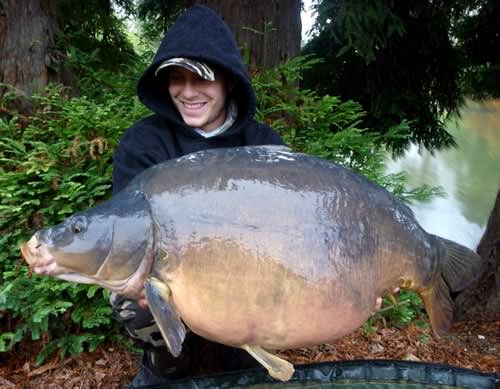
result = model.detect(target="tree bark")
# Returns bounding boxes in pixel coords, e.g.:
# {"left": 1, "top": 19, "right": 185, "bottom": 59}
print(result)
{"left": 453, "top": 189, "right": 500, "bottom": 320}
{"left": 0, "top": 0, "right": 75, "bottom": 111}
{"left": 186, "top": 0, "right": 301, "bottom": 69}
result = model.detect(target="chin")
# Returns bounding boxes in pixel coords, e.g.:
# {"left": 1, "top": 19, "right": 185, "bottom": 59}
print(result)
{"left": 186, "top": 121, "right": 207, "bottom": 129}
{"left": 180, "top": 115, "right": 205, "bottom": 128}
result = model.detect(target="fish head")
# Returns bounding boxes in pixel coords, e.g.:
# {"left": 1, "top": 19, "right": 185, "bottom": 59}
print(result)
{"left": 21, "top": 190, "right": 155, "bottom": 297}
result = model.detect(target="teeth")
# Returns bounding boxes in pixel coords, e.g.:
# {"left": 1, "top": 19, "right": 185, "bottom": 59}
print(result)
{"left": 183, "top": 102, "right": 204, "bottom": 109}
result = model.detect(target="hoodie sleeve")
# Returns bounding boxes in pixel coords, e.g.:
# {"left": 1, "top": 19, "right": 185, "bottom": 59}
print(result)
{"left": 112, "top": 124, "right": 167, "bottom": 195}
{"left": 244, "top": 122, "right": 287, "bottom": 147}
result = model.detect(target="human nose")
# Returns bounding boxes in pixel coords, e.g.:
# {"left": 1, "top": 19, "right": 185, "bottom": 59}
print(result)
{"left": 179, "top": 79, "right": 198, "bottom": 98}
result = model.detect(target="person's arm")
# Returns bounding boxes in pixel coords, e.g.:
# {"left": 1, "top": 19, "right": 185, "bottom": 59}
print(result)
{"left": 263, "top": 127, "right": 287, "bottom": 146}
{"left": 112, "top": 128, "right": 165, "bottom": 195}
{"left": 244, "top": 122, "right": 287, "bottom": 147}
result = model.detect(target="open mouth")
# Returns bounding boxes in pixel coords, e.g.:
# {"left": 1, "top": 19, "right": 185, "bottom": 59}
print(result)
{"left": 182, "top": 101, "right": 206, "bottom": 110}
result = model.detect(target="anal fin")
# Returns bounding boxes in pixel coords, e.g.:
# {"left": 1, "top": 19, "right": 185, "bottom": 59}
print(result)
{"left": 241, "top": 344, "right": 294, "bottom": 381}
{"left": 420, "top": 276, "right": 453, "bottom": 339}
{"left": 145, "top": 277, "right": 186, "bottom": 357}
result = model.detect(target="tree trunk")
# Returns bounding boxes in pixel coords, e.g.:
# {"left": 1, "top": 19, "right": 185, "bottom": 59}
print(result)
{"left": 454, "top": 189, "right": 500, "bottom": 320}
{"left": 186, "top": 0, "right": 301, "bottom": 69}
{"left": 0, "top": 0, "right": 76, "bottom": 111}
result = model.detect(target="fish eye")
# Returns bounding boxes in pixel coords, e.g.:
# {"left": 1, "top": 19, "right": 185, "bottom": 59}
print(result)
{"left": 70, "top": 217, "right": 88, "bottom": 235}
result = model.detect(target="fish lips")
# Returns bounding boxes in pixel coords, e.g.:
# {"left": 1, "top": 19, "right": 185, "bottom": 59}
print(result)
{"left": 21, "top": 234, "right": 58, "bottom": 275}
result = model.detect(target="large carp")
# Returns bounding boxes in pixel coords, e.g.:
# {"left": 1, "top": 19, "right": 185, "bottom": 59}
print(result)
{"left": 21, "top": 145, "right": 482, "bottom": 381}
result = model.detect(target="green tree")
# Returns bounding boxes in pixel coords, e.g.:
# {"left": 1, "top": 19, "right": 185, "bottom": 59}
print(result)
{"left": 302, "top": 0, "right": 499, "bottom": 151}
{"left": 135, "top": 0, "right": 186, "bottom": 43}
{"left": 0, "top": 0, "right": 74, "bottom": 111}
{"left": 0, "top": 0, "right": 136, "bottom": 111}
{"left": 57, "top": 0, "right": 137, "bottom": 71}
{"left": 135, "top": 0, "right": 302, "bottom": 69}
{"left": 455, "top": 0, "right": 500, "bottom": 98}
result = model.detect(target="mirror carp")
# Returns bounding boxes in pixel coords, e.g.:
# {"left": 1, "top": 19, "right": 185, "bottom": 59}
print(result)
{"left": 21, "top": 146, "right": 483, "bottom": 381}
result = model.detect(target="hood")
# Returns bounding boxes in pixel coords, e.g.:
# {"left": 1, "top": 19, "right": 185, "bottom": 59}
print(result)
{"left": 137, "top": 5, "right": 256, "bottom": 127}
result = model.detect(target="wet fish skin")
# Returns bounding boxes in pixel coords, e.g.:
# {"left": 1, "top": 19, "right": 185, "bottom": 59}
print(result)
{"left": 20, "top": 145, "right": 483, "bottom": 381}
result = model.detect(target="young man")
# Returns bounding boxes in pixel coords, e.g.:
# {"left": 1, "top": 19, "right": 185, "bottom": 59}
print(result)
{"left": 111, "top": 5, "right": 285, "bottom": 387}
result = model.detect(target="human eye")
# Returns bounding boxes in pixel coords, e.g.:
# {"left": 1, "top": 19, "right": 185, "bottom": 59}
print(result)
{"left": 168, "top": 71, "right": 183, "bottom": 82}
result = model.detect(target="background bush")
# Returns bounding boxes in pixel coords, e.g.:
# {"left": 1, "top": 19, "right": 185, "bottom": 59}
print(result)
{"left": 0, "top": 63, "right": 149, "bottom": 361}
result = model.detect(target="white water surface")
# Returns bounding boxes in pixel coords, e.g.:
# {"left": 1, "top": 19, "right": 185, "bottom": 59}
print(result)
{"left": 385, "top": 100, "right": 500, "bottom": 250}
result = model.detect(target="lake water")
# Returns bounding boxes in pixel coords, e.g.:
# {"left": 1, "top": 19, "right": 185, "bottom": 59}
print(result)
{"left": 385, "top": 100, "right": 500, "bottom": 250}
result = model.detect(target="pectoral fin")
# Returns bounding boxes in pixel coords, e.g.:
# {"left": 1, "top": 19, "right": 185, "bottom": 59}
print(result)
{"left": 241, "top": 344, "right": 294, "bottom": 381}
{"left": 144, "top": 277, "right": 186, "bottom": 357}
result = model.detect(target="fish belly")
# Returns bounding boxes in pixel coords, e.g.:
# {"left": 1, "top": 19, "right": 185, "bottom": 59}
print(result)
{"left": 165, "top": 251, "right": 379, "bottom": 349}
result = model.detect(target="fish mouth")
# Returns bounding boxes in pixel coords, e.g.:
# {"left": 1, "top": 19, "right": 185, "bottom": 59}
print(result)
{"left": 21, "top": 235, "right": 59, "bottom": 275}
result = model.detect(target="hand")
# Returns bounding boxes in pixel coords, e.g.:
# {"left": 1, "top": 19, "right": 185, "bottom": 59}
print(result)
{"left": 375, "top": 287, "right": 400, "bottom": 310}
{"left": 137, "top": 288, "right": 148, "bottom": 309}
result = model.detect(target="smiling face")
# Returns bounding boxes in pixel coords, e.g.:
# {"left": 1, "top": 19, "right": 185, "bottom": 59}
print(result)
{"left": 168, "top": 67, "right": 229, "bottom": 132}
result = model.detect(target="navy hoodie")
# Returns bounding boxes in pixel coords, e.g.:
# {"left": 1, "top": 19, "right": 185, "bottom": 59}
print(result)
{"left": 112, "top": 5, "right": 285, "bottom": 194}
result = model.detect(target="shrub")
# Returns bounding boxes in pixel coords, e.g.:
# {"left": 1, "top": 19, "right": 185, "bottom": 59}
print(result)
{"left": 0, "top": 76, "right": 148, "bottom": 360}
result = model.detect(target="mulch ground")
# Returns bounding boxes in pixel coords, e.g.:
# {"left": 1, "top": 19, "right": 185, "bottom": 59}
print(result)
{"left": 1, "top": 312, "right": 498, "bottom": 388}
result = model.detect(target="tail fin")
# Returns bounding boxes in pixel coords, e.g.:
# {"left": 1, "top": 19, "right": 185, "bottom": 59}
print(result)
{"left": 440, "top": 238, "right": 483, "bottom": 292}
{"left": 421, "top": 237, "right": 484, "bottom": 338}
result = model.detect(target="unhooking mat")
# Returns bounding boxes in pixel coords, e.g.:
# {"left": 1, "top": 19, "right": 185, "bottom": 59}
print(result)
{"left": 140, "top": 359, "right": 499, "bottom": 389}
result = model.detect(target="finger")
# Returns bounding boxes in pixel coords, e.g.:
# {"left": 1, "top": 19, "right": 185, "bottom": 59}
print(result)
{"left": 138, "top": 298, "right": 149, "bottom": 309}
